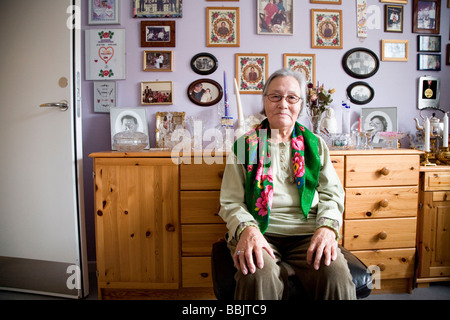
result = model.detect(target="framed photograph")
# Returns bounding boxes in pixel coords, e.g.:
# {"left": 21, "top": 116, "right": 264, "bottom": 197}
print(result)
{"left": 418, "top": 75, "right": 440, "bottom": 109}
{"left": 187, "top": 79, "right": 223, "bottom": 106}
{"left": 310, "top": 0, "right": 342, "bottom": 4}
{"left": 283, "top": 53, "right": 316, "bottom": 85}
{"left": 346, "top": 81, "right": 374, "bottom": 105}
{"left": 235, "top": 53, "right": 269, "bottom": 94}
{"left": 361, "top": 107, "right": 398, "bottom": 148}
{"left": 342, "top": 47, "right": 380, "bottom": 79}
{"left": 141, "top": 21, "right": 175, "bottom": 47}
{"left": 88, "top": 0, "right": 120, "bottom": 25}
{"left": 257, "top": 0, "right": 294, "bottom": 35}
{"left": 141, "top": 81, "right": 173, "bottom": 105}
{"left": 384, "top": 5, "right": 403, "bottom": 32}
{"left": 417, "top": 35, "right": 441, "bottom": 52}
{"left": 206, "top": 7, "right": 240, "bottom": 47}
{"left": 155, "top": 112, "right": 186, "bottom": 149}
{"left": 85, "top": 29, "right": 126, "bottom": 80}
{"left": 311, "top": 9, "right": 343, "bottom": 49}
{"left": 110, "top": 107, "right": 149, "bottom": 150}
{"left": 413, "top": 0, "right": 440, "bottom": 34}
{"left": 190, "top": 52, "right": 218, "bottom": 75}
{"left": 206, "top": 0, "right": 239, "bottom": 1}
{"left": 94, "top": 81, "right": 116, "bottom": 113}
{"left": 144, "top": 50, "right": 173, "bottom": 72}
{"left": 133, "top": 0, "right": 182, "bottom": 18}
{"left": 417, "top": 53, "right": 441, "bottom": 71}
{"left": 381, "top": 39, "right": 409, "bottom": 61}
{"left": 380, "top": 0, "right": 407, "bottom": 3}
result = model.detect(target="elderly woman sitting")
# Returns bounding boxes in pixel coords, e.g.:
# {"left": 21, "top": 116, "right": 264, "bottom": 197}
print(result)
{"left": 218, "top": 69, "right": 356, "bottom": 300}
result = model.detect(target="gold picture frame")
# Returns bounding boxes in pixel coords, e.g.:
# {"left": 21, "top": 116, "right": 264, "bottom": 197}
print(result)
{"left": 283, "top": 53, "right": 316, "bottom": 85}
{"left": 381, "top": 39, "right": 409, "bottom": 61}
{"left": 155, "top": 112, "right": 185, "bottom": 149}
{"left": 143, "top": 50, "right": 173, "bottom": 72}
{"left": 141, "top": 81, "right": 173, "bottom": 105}
{"left": 235, "top": 53, "right": 268, "bottom": 94}
{"left": 206, "top": 7, "right": 240, "bottom": 47}
{"left": 311, "top": 9, "right": 343, "bottom": 49}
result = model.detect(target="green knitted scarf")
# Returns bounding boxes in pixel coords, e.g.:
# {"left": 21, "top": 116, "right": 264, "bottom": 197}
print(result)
{"left": 233, "top": 118, "right": 321, "bottom": 234}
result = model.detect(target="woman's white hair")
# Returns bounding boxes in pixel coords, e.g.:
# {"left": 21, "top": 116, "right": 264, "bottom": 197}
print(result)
{"left": 262, "top": 68, "right": 308, "bottom": 117}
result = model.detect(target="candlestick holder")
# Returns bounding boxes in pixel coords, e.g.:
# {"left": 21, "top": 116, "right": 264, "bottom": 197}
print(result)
{"left": 421, "top": 151, "right": 437, "bottom": 166}
{"left": 437, "top": 147, "right": 450, "bottom": 165}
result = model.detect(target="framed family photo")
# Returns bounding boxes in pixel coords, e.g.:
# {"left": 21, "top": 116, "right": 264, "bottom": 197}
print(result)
{"left": 361, "top": 107, "right": 398, "bottom": 148}
{"left": 283, "top": 53, "right": 316, "bottom": 85}
{"left": 88, "top": 0, "right": 120, "bottom": 25}
{"left": 342, "top": 47, "right": 380, "bottom": 79}
{"left": 384, "top": 5, "right": 403, "bottom": 32}
{"left": 133, "top": 0, "right": 182, "bottom": 18}
{"left": 141, "top": 81, "right": 173, "bottom": 105}
{"left": 413, "top": 0, "right": 440, "bottom": 34}
{"left": 187, "top": 79, "right": 223, "bottom": 106}
{"left": 417, "top": 35, "right": 441, "bottom": 52}
{"left": 206, "top": 7, "right": 240, "bottom": 47}
{"left": 190, "top": 52, "right": 218, "bottom": 75}
{"left": 417, "top": 54, "right": 441, "bottom": 71}
{"left": 381, "top": 39, "right": 409, "bottom": 61}
{"left": 155, "top": 111, "right": 186, "bottom": 149}
{"left": 235, "top": 53, "right": 268, "bottom": 94}
{"left": 257, "top": 0, "right": 294, "bottom": 35}
{"left": 311, "top": 9, "right": 343, "bottom": 49}
{"left": 143, "top": 50, "right": 173, "bottom": 71}
{"left": 110, "top": 107, "right": 149, "bottom": 150}
{"left": 141, "top": 21, "right": 175, "bottom": 47}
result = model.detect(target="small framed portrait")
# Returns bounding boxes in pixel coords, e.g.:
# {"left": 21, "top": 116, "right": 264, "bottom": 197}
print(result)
{"left": 257, "top": 0, "right": 294, "bottom": 35}
{"left": 342, "top": 48, "right": 379, "bottom": 79}
{"left": 235, "top": 53, "right": 269, "bottom": 94}
{"left": 361, "top": 107, "right": 398, "bottom": 148}
{"left": 384, "top": 5, "right": 403, "bottom": 33}
{"left": 346, "top": 81, "right": 374, "bottom": 105}
{"left": 155, "top": 111, "right": 186, "bottom": 149}
{"left": 187, "top": 79, "right": 223, "bottom": 106}
{"left": 283, "top": 53, "right": 316, "bottom": 85}
{"left": 381, "top": 39, "right": 409, "bottom": 61}
{"left": 417, "top": 35, "right": 441, "bottom": 52}
{"left": 141, "top": 81, "right": 173, "bottom": 105}
{"left": 141, "top": 21, "right": 175, "bottom": 47}
{"left": 133, "top": 0, "right": 182, "bottom": 18}
{"left": 417, "top": 53, "right": 441, "bottom": 71}
{"left": 190, "top": 52, "right": 218, "bottom": 75}
{"left": 206, "top": 7, "right": 240, "bottom": 47}
{"left": 144, "top": 50, "right": 173, "bottom": 72}
{"left": 110, "top": 107, "right": 149, "bottom": 150}
{"left": 88, "top": 0, "right": 120, "bottom": 25}
{"left": 413, "top": 0, "right": 440, "bottom": 34}
{"left": 94, "top": 81, "right": 116, "bottom": 113}
{"left": 311, "top": 9, "right": 343, "bottom": 49}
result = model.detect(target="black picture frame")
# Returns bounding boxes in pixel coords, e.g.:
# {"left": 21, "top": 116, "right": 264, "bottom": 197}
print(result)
{"left": 190, "top": 52, "right": 218, "bottom": 75}
{"left": 346, "top": 81, "right": 374, "bottom": 105}
{"left": 342, "top": 48, "right": 380, "bottom": 79}
{"left": 187, "top": 79, "right": 223, "bottom": 106}
{"left": 417, "top": 53, "right": 441, "bottom": 71}
{"left": 384, "top": 5, "right": 403, "bottom": 33}
{"left": 417, "top": 35, "right": 441, "bottom": 52}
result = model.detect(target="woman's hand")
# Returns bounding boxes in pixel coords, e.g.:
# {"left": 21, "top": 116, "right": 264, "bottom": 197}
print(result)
{"left": 307, "top": 227, "right": 338, "bottom": 270}
{"left": 233, "top": 226, "right": 276, "bottom": 275}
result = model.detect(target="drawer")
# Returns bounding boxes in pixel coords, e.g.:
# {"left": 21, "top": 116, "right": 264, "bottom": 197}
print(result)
{"left": 345, "top": 186, "right": 418, "bottom": 219}
{"left": 343, "top": 217, "right": 416, "bottom": 250}
{"left": 423, "top": 172, "right": 450, "bottom": 191}
{"left": 345, "top": 155, "right": 419, "bottom": 187}
{"left": 182, "top": 257, "right": 213, "bottom": 288}
{"left": 330, "top": 156, "right": 344, "bottom": 186}
{"left": 180, "top": 161, "right": 225, "bottom": 190}
{"left": 351, "top": 248, "right": 415, "bottom": 279}
{"left": 182, "top": 224, "right": 228, "bottom": 256}
{"left": 180, "top": 191, "right": 223, "bottom": 224}
{"left": 432, "top": 191, "right": 450, "bottom": 202}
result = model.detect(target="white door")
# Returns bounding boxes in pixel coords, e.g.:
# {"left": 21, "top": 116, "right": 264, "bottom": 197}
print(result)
{"left": 0, "top": 0, "right": 87, "bottom": 298}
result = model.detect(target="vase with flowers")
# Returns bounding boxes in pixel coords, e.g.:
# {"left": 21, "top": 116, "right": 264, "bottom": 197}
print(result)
{"left": 306, "top": 82, "right": 335, "bottom": 133}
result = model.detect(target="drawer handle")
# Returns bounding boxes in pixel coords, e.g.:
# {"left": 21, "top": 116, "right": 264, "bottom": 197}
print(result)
{"left": 218, "top": 169, "right": 224, "bottom": 179}
{"left": 201, "top": 273, "right": 209, "bottom": 278}
{"left": 165, "top": 223, "right": 176, "bottom": 232}
{"left": 365, "top": 211, "right": 372, "bottom": 217}
{"left": 377, "top": 263, "right": 386, "bottom": 271}
{"left": 378, "top": 231, "right": 388, "bottom": 240}
{"left": 380, "top": 167, "right": 390, "bottom": 176}
{"left": 379, "top": 199, "right": 389, "bottom": 208}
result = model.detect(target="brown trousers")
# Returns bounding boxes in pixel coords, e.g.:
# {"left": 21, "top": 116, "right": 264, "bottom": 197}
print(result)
{"left": 228, "top": 234, "right": 357, "bottom": 300}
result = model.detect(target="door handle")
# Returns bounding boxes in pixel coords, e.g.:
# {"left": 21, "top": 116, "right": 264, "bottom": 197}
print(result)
{"left": 40, "top": 100, "right": 68, "bottom": 111}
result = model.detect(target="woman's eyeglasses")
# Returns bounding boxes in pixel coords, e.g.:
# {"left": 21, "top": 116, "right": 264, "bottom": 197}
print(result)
{"left": 265, "top": 94, "right": 301, "bottom": 104}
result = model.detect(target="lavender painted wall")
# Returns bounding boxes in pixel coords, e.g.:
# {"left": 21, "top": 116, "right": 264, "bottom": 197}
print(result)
{"left": 82, "top": 0, "right": 450, "bottom": 260}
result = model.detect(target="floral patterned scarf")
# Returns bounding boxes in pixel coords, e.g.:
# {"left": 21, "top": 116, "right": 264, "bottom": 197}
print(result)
{"left": 233, "top": 118, "right": 321, "bottom": 234}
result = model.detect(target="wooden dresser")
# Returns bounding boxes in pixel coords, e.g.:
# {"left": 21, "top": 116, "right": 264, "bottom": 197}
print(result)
{"left": 90, "top": 149, "right": 422, "bottom": 299}
{"left": 416, "top": 166, "right": 450, "bottom": 286}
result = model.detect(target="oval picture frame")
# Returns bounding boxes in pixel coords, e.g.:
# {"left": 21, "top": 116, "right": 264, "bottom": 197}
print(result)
{"left": 347, "top": 81, "right": 374, "bottom": 105}
{"left": 342, "top": 47, "right": 380, "bottom": 79}
{"left": 187, "top": 79, "right": 223, "bottom": 107}
{"left": 190, "top": 52, "right": 218, "bottom": 75}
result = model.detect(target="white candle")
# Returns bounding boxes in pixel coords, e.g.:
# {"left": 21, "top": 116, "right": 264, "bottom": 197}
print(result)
{"left": 424, "top": 116, "right": 430, "bottom": 152}
{"left": 443, "top": 112, "right": 449, "bottom": 148}
{"left": 234, "top": 78, "right": 244, "bottom": 128}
